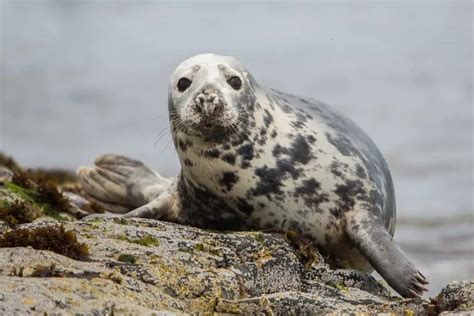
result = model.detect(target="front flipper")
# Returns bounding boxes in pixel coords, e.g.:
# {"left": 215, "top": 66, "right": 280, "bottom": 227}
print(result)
{"left": 77, "top": 154, "right": 172, "bottom": 213}
{"left": 82, "top": 183, "right": 182, "bottom": 222}
{"left": 122, "top": 189, "right": 180, "bottom": 221}
{"left": 345, "top": 210, "right": 428, "bottom": 298}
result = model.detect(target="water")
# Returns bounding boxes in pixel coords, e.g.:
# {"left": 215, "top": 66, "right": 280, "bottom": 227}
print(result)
{"left": 1, "top": 1, "right": 472, "bottom": 296}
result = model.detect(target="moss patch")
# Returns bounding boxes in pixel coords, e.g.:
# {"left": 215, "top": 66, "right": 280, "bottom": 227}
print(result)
{"left": 118, "top": 234, "right": 160, "bottom": 247}
{"left": 115, "top": 218, "right": 129, "bottom": 225}
{"left": 10, "top": 170, "right": 71, "bottom": 214}
{"left": 118, "top": 254, "right": 137, "bottom": 264}
{"left": 0, "top": 225, "right": 89, "bottom": 260}
{"left": 4, "top": 177, "right": 72, "bottom": 222}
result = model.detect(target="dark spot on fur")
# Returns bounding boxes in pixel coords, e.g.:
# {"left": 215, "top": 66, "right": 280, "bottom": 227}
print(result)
{"left": 252, "top": 166, "right": 284, "bottom": 197}
{"left": 263, "top": 109, "right": 273, "bottom": 128}
{"left": 221, "top": 153, "right": 236, "bottom": 165}
{"left": 178, "top": 176, "right": 245, "bottom": 230}
{"left": 307, "top": 135, "right": 316, "bottom": 144}
{"left": 236, "top": 143, "right": 254, "bottom": 161}
{"left": 295, "top": 178, "right": 321, "bottom": 195}
{"left": 330, "top": 161, "right": 344, "bottom": 178}
{"left": 184, "top": 158, "right": 193, "bottom": 167}
{"left": 271, "top": 130, "right": 277, "bottom": 138}
{"left": 355, "top": 164, "right": 367, "bottom": 179}
{"left": 332, "top": 179, "right": 366, "bottom": 217}
{"left": 219, "top": 171, "right": 239, "bottom": 192}
{"left": 241, "top": 161, "right": 251, "bottom": 169}
{"left": 326, "top": 132, "right": 354, "bottom": 157}
{"left": 291, "top": 121, "right": 305, "bottom": 129}
{"left": 205, "top": 148, "right": 221, "bottom": 158}
{"left": 294, "top": 178, "right": 329, "bottom": 211}
{"left": 236, "top": 198, "right": 254, "bottom": 215}
{"left": 276, "top": 159, "right": 302, "bottom": 179}
{"left": 231, "top": 137, "right": 245, "bottom": 147}
{"left": 178, "top": 139, "right": 192, "bottom": 151}
{"left": 272, "top": 144, "right": 289, "bottom": 158}
{"left": 289, "top": 134, "right": 312, "bottom": 164}
{"left": 282, "top": 105, "right": 292, "bottom": 113}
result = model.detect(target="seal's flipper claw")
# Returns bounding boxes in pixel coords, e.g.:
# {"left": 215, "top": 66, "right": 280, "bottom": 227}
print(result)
{"left": 345, "top": 210, "right": 429, "bottom": 298}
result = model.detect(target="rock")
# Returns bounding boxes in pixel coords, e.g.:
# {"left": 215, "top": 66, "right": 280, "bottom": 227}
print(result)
{"left": 0, "top": 155, "right": 472, "bottom": 314}
{"left": 0, "top": 218, "right": 472, "bottom": 315}
{"left": 432, "top": 281, "right": 474, "bottom": 315}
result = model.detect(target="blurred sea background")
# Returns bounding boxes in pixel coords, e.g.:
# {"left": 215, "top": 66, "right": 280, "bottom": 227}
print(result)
{"left": 1, "top": 1, "right": 472, "bottom": 296}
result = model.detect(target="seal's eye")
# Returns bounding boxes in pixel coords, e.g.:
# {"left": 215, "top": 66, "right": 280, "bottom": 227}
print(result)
{"left": 177, "top": 78, "right": 192, "bottom": 92}
{"left": 227, "top": 76, "right": 242, "bottom": 90}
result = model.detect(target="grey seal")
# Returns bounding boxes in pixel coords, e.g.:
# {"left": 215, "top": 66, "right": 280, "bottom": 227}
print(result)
{"left": 78, "top": 53, "right": 428, "bottom": 298}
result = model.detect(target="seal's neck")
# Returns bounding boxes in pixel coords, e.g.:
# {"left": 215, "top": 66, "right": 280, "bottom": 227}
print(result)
{"left": 172, "top": 88, "right": 287, "bottom": 198}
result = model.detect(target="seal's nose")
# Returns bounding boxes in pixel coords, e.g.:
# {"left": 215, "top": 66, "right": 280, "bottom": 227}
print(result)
{"left": 194, "top": 90, "right": 224, "bottom": 117}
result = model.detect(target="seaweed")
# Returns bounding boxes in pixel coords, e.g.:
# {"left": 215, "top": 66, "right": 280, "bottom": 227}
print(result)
{"left": 31, "top": 263, "right": 63, "bottom": 277}
{"left": 284, "top": 230, "right": 319, "bottom": 268}
{"left": 3, "top": 171, "right": 74, "bottom": 222}
{"left": 10, "top": 170, "right": 71, "bottom": 214}
{"left": 0, "top": 225, "right": 89, "bottom": 260}
{"left": 0, "top": 153, "right": 21, "bottom": 172}
{"left": 25, "top": 169, "right": 77, "bottom": 186}
{"left": 0, "top": 200, "right": 42, "bottom": 227}
{"left": 9, "top": 266, "right": 25, "bottom": 277}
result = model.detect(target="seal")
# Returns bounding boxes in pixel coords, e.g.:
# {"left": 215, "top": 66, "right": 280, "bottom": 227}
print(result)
{"left": 78, "top": 53, "right": 428, "bottom": 298}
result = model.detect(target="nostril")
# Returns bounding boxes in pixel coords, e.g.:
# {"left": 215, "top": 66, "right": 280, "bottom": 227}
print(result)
{"left": 213, "top": 103, "right": 224, "bottom": 115}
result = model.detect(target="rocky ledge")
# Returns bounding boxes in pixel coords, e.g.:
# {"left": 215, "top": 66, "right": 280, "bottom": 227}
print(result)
{"left": 0, "top": 154, "right": 472, "bottom": 315}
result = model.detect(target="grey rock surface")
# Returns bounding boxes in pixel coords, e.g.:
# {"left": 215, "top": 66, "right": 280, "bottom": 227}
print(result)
{"left": 0, "top": 218, "right": 472, "bottom": 315}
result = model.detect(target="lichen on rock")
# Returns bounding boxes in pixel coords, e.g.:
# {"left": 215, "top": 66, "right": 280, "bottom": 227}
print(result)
{"left": 0, "top": 217, "right": 472, "bottom": 315}
{"left": 0, "top": 154, "right": 472, "bottom": 314}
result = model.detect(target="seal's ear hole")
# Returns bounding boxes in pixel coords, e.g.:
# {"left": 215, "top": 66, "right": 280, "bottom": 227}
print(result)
{"left": 227, "top": 76, "right": 242, "bottom": 90}
{"left": 177, "top": 78, "right": 192, "bottom": 92}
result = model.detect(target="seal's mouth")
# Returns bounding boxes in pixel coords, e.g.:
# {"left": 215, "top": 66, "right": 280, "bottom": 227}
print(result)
{"left": 172, "top": 89, "right": 240, "bottom": 141}
{"left": 189, "top": 120, "right": 238, "bottom": 141}
{"left": 170, "top": 108, "right": 239, "bottom": 142}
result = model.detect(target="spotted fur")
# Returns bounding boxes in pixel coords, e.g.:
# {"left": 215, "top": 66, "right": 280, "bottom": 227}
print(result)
{"left": 78, "top": 54, "right": 427, "bottom": 298}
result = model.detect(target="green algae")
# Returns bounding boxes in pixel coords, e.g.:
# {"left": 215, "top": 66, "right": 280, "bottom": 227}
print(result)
{"left": 117, "top": 234, "right": 160, "bottom": 247}
{"left": 118, "top": 254, "right": 137, "bottom": 264}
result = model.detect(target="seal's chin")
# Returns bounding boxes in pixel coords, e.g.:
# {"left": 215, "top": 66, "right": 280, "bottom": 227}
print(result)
{"left": 188, "top": 122, "right": 237, "bottom": 142}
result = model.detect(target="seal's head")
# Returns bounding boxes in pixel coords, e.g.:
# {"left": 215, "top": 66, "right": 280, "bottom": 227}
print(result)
{"left": 168, "top": 54, "right": 257, "bottom": 142}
